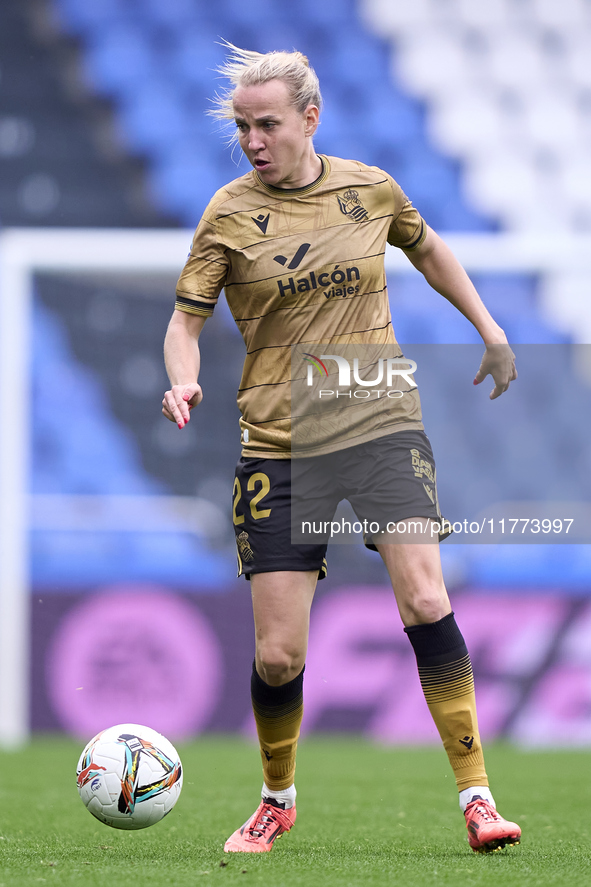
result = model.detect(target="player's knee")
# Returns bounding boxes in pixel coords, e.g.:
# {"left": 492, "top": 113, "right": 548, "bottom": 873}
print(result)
{"left": 403, "top": 590, "right": 450, "bottom": 626}
{"left": 256, "top": 644, "right": 305, "bottom": 686}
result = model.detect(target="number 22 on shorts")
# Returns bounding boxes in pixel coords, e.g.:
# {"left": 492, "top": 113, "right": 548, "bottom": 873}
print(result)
{"left": 233, "top": 472, "right": 272, "bottom": 524}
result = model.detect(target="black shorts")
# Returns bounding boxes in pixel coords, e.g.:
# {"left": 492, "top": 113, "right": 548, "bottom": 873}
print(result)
{"left": 232, "top": 429, "right": 449, "bottom": 578}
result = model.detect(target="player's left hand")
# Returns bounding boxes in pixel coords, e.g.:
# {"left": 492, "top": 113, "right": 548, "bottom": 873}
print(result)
{"left": 473, "top": 344, "right": 517, "bottom": 400}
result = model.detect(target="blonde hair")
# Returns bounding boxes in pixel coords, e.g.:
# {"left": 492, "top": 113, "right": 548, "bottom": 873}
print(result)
{"left": 210, "top": 41, "right": 323, "bottom": 122}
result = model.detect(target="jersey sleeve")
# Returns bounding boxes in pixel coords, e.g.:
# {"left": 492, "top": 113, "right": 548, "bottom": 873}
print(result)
{"left": 175, "top": 208, "right": 229, "bottom": 317}
{"left": 386, "top": 175, "right": 427, "bottom": 252}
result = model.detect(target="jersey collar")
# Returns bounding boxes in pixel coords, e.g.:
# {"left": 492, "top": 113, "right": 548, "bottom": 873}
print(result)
{"left": 255, "top": 155, "right": 330, "bottom": 196}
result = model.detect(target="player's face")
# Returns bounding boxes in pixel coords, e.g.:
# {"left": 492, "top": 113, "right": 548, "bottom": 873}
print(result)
{"left": 233, "top": 80, "right": 320, "bottom": 189}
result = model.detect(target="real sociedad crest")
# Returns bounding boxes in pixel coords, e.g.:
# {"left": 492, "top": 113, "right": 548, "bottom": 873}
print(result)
{"left": 336, "top": 189, "right": 369, "bottom": 221}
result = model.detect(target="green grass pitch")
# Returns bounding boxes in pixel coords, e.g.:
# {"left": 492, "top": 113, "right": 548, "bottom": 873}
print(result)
{"left": 0, "top": 737, "right": 590, "bottom": 886}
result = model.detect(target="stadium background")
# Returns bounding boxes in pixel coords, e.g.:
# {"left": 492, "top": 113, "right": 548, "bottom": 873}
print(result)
{"left": 2, "top": 0, "right": 591, "bottom": 749}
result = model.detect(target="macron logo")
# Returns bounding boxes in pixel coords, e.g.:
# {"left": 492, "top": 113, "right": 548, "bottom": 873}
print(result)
{"left": 252, "top": 213, "right": 270, "bottom": 234}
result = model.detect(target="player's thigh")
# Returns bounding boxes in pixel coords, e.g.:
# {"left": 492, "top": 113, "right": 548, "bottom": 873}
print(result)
{"left": 377, "top": 528, "right": 451, "bottom": 627}
{"left": 251, "top": 569, "right": 318, "bottom": 682}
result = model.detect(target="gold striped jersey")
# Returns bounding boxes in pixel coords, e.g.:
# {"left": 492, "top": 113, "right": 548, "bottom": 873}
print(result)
{"left": 175, "top": 155, "right": 427, "bottom": 458}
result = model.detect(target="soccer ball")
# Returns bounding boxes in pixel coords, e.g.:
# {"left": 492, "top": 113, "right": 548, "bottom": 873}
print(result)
{"left": 76, "top": 724, "right": 183, "bottom": 830}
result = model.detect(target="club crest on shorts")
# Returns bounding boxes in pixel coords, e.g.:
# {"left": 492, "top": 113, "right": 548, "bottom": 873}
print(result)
{"left": 236, "top": 530, "right": 254, "bottom": 562}
{"left": 336, "top": 189, "right": 369, "bottom": 222}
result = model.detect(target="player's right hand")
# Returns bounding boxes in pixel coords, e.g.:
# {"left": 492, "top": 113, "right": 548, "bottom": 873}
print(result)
{"left": 162, "top": 382, "right": 203, "bottom": 429}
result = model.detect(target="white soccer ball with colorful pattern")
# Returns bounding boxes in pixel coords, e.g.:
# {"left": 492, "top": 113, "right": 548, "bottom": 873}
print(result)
{"left": 76, "top": 724, "right": 183, "bottom": 829}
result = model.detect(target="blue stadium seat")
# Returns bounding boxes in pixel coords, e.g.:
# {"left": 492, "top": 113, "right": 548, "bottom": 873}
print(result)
{"left": 494, "top": 314, "right": 570, "bottom": 344}
{"left": 52, "top": 0, "right": 131, "bottom": 36}
{"left": 219, "top": 0, "right": 288, "bottom": 29}
{"left": 437, "top": 203, "right": 496, "bottom": 232}
{"left": 32, "top": 296, "right": 160, "bottom": 496}
{"left": 283, "top": 0, "right": 356, "bottom": 28}
{"left": 398, "top": 151, "right": 461, "bottom": 206}
{"left": 149, "top": 142, "right": 234, "bottom": 221}
{"left": 390, "top": 308, "right": 442, "bottom": 345}
{"left": 139, "top": 0, "right": 205, "bottom": 30}
{"left": 471, "top": 274, "right": 537, "bottom": 315}
{"left": 169, "top": 28, "right": 228, "bottom": 91}
{"left": 329, "top": 33, "right": 391, "bottom": 90}
{"left": 363, "top": 92, "right": 425, "bottom": 149}
{"left": 117, "top": 78, "right": 190, "bottom": 154}
{"left": 82, "top": 25, "right": 156, "bottom": 99}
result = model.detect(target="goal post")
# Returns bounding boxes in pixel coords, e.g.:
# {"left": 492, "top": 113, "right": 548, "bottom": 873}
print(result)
{"left": 1, "top": 226, "right": 590, "bottom": 748}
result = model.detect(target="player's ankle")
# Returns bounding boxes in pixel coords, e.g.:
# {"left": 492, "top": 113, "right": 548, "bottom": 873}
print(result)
{"left": 459, "top": 785, "right": 495, "bottom": 812}
{"left": 262, "top": 782, "right": 296, "bottom": 809}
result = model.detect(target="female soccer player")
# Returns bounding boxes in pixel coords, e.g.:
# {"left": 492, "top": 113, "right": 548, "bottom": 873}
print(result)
{"left": 162, "top": 43, "right": 520, "bottom": 854}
